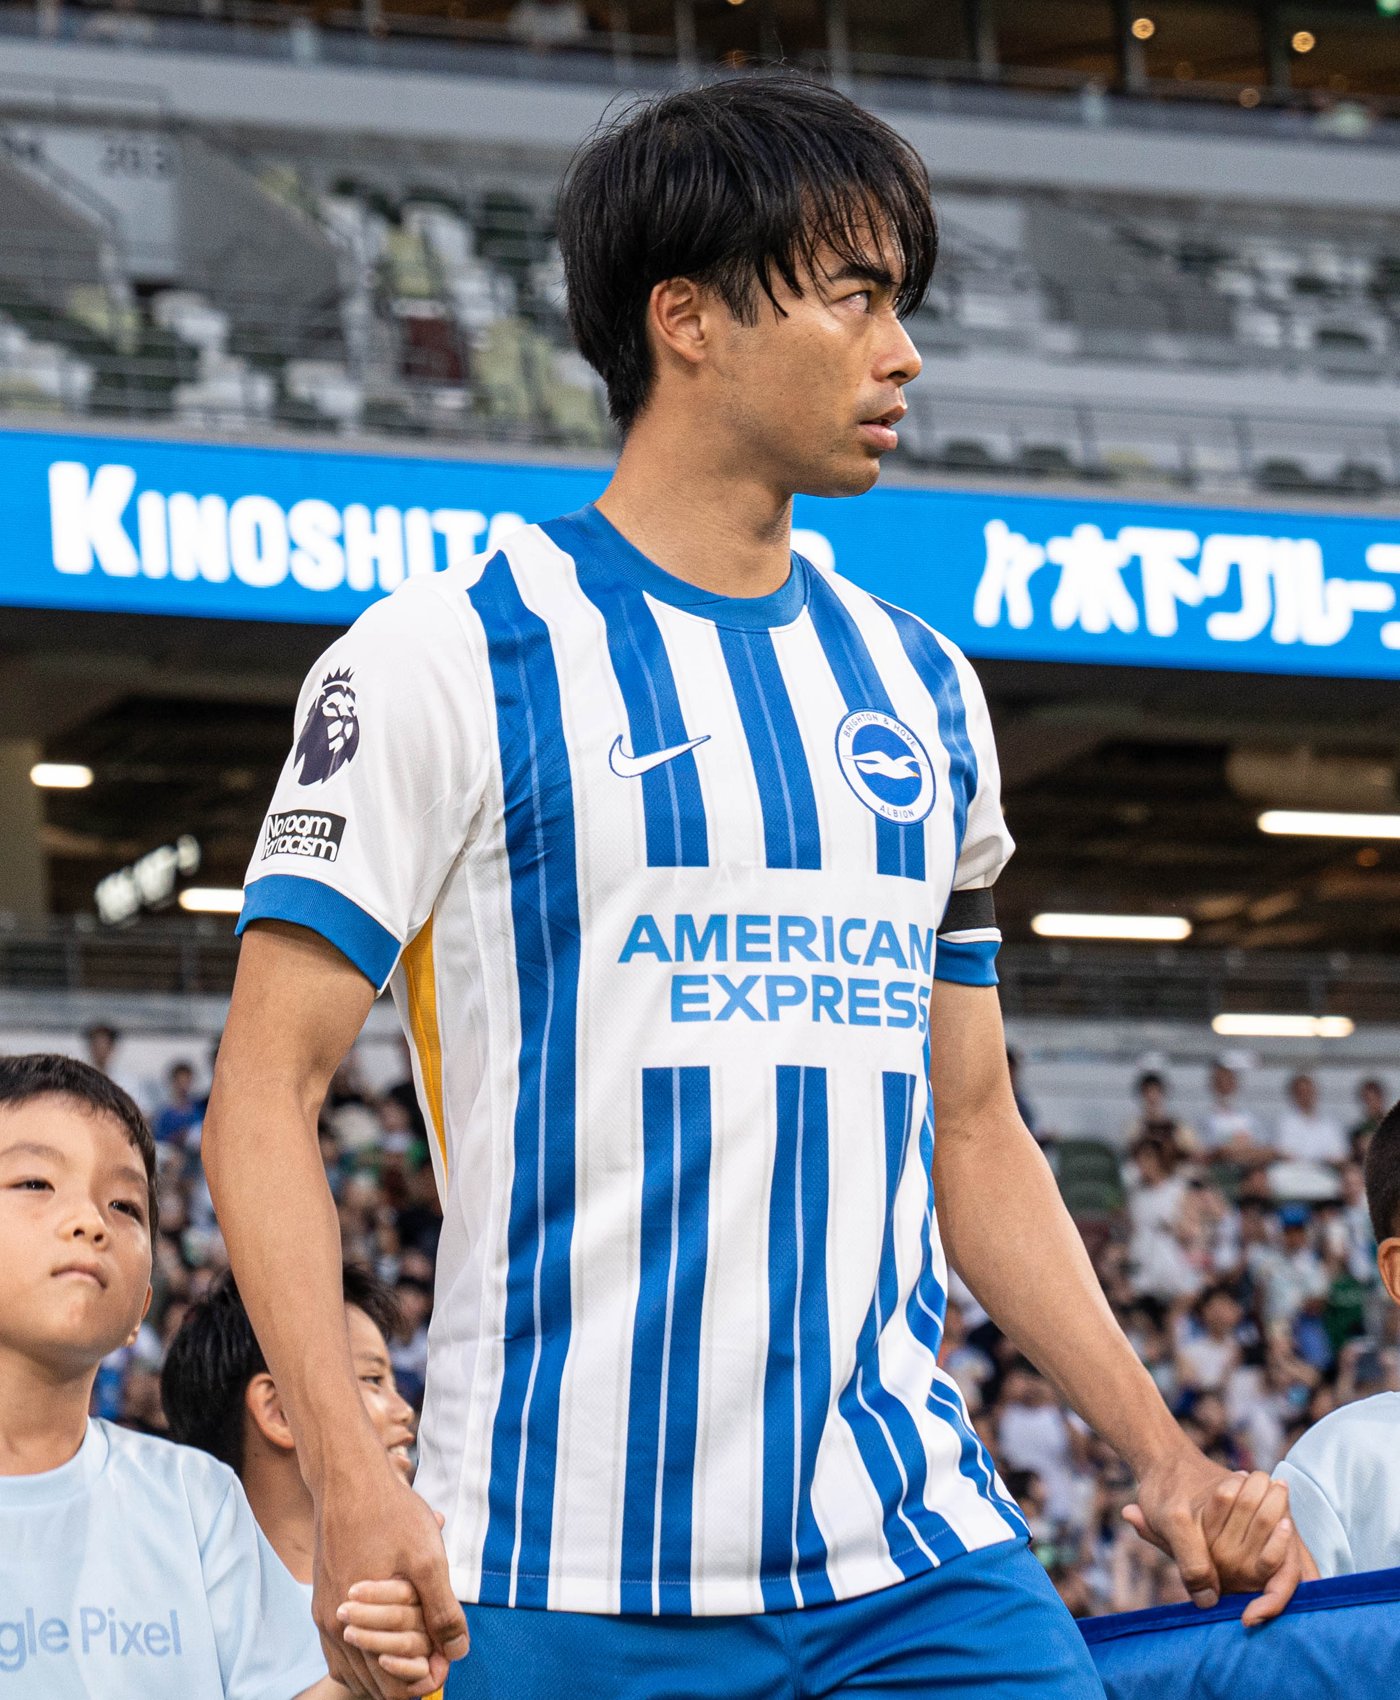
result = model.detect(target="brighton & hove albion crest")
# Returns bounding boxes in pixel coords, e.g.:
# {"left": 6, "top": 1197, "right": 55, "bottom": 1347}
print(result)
{"left": 835, "top": 709, "right": 936, "bottom": 824}
{"left": 294, "top": 668, "right": 360, "bottom": 786}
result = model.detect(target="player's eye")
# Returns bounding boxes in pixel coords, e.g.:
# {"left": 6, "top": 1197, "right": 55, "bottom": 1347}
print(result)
{"left": 112, "top": 1198, "right": 146, "bottom": 1222}
{"left": 360, "top": 1373, "right": 386, "bottom": 1387}
{"left": 13, "top": 1176, "right": 52, "bottom": 1192}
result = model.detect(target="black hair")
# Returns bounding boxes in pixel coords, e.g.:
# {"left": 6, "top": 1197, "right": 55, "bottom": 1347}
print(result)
{"left": 1364, "top": 1100, "right": 1400, "bottom": 1243}
{"left": 1136, "top": 1071, "right": 1166, "bottom": 1095}
{"left": 0, "top": 1053, "right": 157, "bottom": 1236}
{"left": 160, "top": 1265, "right": 402, "bottom": 1474}
{"left": 556, "top": 72, "right": 938, "bottom": 432}
{"left": 84, "top": 1023, "right": 119, "bottom": 1044}
{"left": 1195, "top": 1280, "right": 1240, "bottom": 1316}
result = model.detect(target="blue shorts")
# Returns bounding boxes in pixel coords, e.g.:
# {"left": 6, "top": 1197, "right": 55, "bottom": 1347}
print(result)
{"left": 447, "top": 1537, "right": 1105, "bottom": 1699}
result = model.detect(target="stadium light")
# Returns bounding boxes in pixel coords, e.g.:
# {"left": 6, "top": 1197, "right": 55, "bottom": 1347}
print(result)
{"left": 1258, "top": 809, "right": 1400, "bottom": 839}
{"left": 30, "top": 762, "right": 93, "bottom": 789}
{"left": 1212, "top": 1014, "right": 1355, "bottom": 1040}
{"left": 1031, "top": 913, "right": 1193, "bottom": 941}
{"left": 1131, "top": 16, "right": 1155, "bottom": 39}
{"left": 1291, "top": 29, "right": 1316, "bottom": 51}
{"left": 178, "top": 888, "right": 244, "bottom": 915}
{"left": 1380, "top": 0, "right": 1399, "bottom": 18}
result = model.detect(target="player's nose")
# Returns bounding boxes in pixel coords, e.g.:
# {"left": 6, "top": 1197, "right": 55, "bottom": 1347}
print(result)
{"left": 874, "top": 314, "right": 921, "bottom": 388}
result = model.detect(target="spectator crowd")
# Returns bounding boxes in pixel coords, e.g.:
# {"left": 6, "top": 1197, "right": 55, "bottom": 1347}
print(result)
{"left": 69, "top": 1023, "right": 1400, "bottom": 1622}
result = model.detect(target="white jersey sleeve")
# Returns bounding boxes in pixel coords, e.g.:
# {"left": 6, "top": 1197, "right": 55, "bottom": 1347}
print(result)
{"left": 239, "top": 575, "right": 486, "bottom": 990}
{"left": 934, "top": 642, "right": 1014, "bottom": 987}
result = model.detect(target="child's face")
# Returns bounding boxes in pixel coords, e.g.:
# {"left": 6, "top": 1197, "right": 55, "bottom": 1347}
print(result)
{"left": 0, "top": 1099, "right": 152, "bottom": 1376}
{"left": 345, "top": 1304, "right": 417, "bottom": 1482}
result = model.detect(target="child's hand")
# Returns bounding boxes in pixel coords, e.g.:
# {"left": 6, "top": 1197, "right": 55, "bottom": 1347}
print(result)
{"left": 337, "top": 1578, "right": 449, "bottom": 1697}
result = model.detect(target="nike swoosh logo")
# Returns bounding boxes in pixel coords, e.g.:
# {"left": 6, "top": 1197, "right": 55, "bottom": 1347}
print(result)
{"left": 608, "top": 733, "right": 711, "bottom": 778}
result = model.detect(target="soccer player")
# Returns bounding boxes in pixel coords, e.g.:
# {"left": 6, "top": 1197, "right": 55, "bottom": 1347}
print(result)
{"left": 205, "top": 75, "right": 1303, "bottom": 1700}
{"left": 0, "top": 1053, "right": 430, "bottom": 1699}
{"left": 1273, "top": 1098, "right": 1400, "bottom": 1575}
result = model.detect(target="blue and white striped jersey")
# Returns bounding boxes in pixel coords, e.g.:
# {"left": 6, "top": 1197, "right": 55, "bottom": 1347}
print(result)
{"left": 240, "top": 502, "right": 1029, "bottom": 1616}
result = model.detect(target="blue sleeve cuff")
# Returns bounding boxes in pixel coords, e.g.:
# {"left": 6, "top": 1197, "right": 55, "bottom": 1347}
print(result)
{"left": 934, "top": 935, "right": 1001, "bottom": 987}
{"left": 237, "top": 875, "right": 401, "bottom": 991}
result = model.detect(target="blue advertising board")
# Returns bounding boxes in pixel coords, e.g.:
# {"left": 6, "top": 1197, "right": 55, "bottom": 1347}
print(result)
{"left": 11, "top": 426, "right": 1400, "bottom": 678}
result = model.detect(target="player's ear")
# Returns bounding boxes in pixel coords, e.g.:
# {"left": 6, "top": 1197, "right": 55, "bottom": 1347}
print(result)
{"left": 648, "top": 276, "right": 710, "bottom": 369}
{"left": 244, "top": 1371, "right": 297, "bottom": 1453}
{"left": 1378, "top": 1237, "right": 1400, "bottom": 1307}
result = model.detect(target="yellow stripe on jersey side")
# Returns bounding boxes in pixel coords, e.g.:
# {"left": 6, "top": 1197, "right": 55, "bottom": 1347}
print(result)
{"left": 403, "top": 914, "right": 449, "bottom": 1176}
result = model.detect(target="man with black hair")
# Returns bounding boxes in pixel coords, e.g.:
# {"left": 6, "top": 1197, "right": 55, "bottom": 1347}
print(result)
{"left": 1274, "top": 1098, "right": 1400, "bottom": 1575}
{"left": 84, "top": 1021, "right": 148, "bottom": 1113}
{"left": 209, "top": 73, "right": 1301, "bottom": 1700}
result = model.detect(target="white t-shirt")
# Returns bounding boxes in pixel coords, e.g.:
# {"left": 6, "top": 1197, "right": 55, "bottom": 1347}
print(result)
{"left": 1202, "top": 1101, "right": 1260, "bottom": 1152}
{"left": 240, "top": 506, "right": 1028, "bottom": 1616}
{"left": 1275, "top": 1393, "right": 1400, "bottom": 1577}
{"left": 1275, "top": 1106, "right": 1347, "bottom": 1166}
{"left": 0, "top": 1419, "right": 326, "bottom": 1697}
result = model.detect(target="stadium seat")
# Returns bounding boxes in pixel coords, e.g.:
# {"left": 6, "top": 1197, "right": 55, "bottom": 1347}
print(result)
{"left": 1051, "top": 1139, "right": 1128, "bottom": 1223}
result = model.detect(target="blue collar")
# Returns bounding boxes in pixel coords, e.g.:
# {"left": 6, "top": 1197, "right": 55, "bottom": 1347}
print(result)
{"left": 543, "top": 504, "right": 809, "bottom": 631}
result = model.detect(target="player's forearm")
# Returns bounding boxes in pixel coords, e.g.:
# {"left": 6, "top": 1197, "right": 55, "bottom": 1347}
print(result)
{"left": 203, "top": 1065, "right": 383, "bottom": 1489}
{"left": 933, "top": 1112, "right": 1184, "bottom": 1477}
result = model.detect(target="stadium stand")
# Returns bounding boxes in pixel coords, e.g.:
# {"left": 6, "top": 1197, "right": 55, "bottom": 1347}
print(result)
{"left": 0, "top": 99, "right": 1397, "bottom": 491}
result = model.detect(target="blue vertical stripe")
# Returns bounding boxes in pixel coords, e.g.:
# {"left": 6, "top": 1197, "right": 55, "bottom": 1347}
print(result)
{"left": 760, "top": 1066, "right": 836, "bottom": 1609}
{"left": 805, "top": 574, "right": 925, "bottom": 882}
{"left": 620, "top": 1067, "right": 713, "bottom": 1614}
{"left": 471, "top": 552, "right": 582, "bottom": 1608}
{"left": 876, "top": 601, "right": 979, "bottom": 866}
{"left": 834, "top": 1072, "right": 968, "bottom": 1573}
{"left": 551, "top": 523, "right": 709, "bottom": 869}
{"left": 903, "top": 1088, "right": 948, "bottom": 1364}
{"left": 717, "top": 627, "right": 822, "bottom": 871}
{"left": 927, "top": 1378, "right": 1032, "bottom": 1541}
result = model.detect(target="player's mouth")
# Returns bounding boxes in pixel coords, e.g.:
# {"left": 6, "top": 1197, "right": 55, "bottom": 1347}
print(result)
{"left": 857, "top": 404, "right": 905, "bottom": 453}
{"left": 387, "top": 1440, "right": 415, "bottom": 1477}
{"left": 52, "top": 1260, "right": 108, "bottom": 1289}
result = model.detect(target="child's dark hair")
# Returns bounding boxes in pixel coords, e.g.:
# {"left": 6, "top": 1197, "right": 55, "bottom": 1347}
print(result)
{"left": 160, "top": 1266, "right": 401, "bottom": 1474}
{"left": 1363, "top": 1100, "right": 1400, "bottom": 1243}
{"left": 556, "top": 72, "right": 938, "bottom": 432}
{"left": 0, "top": 1053, "right": 158, "bottom": 1236}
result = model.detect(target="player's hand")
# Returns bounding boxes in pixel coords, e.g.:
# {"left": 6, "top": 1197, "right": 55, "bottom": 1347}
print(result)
{"left": 1121, "top": 1445, "right": 1304, "bottom": 1626}
{"left": 313, "top": 1448, "right": 468, "bottom": 1699}
{"left": 338, "top": 1578, "right": 449, "bottom": 1696}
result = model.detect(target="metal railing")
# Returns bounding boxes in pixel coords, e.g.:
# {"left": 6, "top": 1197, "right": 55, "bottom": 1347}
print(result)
{"left": 997, "top": 944, "right": 1400, "bottom": 1028}
{"left": 0, "top": 918, "right": 240, "bottom": 995}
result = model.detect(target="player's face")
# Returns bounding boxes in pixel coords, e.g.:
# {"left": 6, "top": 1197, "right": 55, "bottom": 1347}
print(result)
{"left": 706, "top": 224, "right": 922, "bottom": 500}
{"left": 347, "top": 1303, "right": 417, "bottom": 1482}
{"left": 0, "top": 1100, "right": 152, "bottom": 1374}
